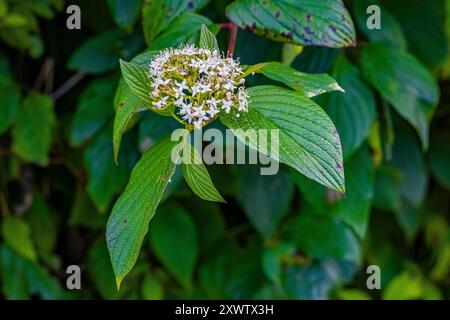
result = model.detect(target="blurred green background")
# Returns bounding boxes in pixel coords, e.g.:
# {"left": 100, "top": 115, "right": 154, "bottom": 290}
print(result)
{"left": 0, "top": 0, "right": 449, "bottom": 300}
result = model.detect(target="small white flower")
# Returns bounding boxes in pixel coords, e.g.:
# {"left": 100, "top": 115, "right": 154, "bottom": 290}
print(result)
{"left": 207, "top": 106, "right": 220, "bottom": 118}
{"left": 221, "top": 99, "right": 233, "bottom": 113}
{"left": 206, "top": 97, "right": 219, "bottom": 108}
{"left": 153, "top": 96, "right": 169, "bottom": 109}
{"left": 199, "top": 83, "right": 211, "bottom": 93}
{"left": 191, "top": 84, "right": 202, "bottom": 96}
{"left": 179, "top": 102, "right": 193, "bottom": 115}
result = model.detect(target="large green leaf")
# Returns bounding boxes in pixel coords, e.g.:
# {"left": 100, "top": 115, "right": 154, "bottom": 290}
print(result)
{"left": 152, "top": 12, "right": 212, "bottom": 49}
{"left": 226, "top": 0, "right": 356, "bottom": 48}
{"left": 107, "top": 0, "right": 142, "bottom": 32}
{"left": 322, "top": 56, "right": 376, "bottom": 158}
{"left": 70, "top": 77, "right": 116, "bottom": 146}
{"left": 12, "top": 92, "right": 55, "bottom": 166}
{"left": 237, "top": 166, "right": 293, "bottom": 237}
{"left": 360, "top": 43, "right": 439, "bottom": 149}
{"left": 220, "top": 85, "right": 345, "bottom": 193}
{"left": 69, "top": 30, "right": 143, "bottom": 74}
{"left": 148, "top": 204, "right": 199, "bottom": 289}
{"left": 246, "top": 61, "right": 344, "bottom": 98}
{"left": 285, "top": 213, "right": 360, "bottom": 263}
{"left": 181, "top": 142, "right": 225, "bottom": 203}
{"left": 106, "top": 134, "right": 183, "bottom": 287}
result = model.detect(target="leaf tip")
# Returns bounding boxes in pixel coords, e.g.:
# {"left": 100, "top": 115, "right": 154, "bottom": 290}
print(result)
{"left": 115, "top": 276, "right": 123, "bottom": 291}
{"left": 334, "top": 82, "right": 345, "bottom": 93}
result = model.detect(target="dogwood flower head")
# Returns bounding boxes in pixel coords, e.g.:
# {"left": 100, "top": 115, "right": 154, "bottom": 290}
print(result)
{"left": 147, "top": 44, "right": 249, "bottom": 129}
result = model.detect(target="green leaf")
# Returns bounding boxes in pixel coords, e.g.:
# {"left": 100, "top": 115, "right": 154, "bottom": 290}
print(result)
{"left": 262, "top": 242, "right": 295, "bottom": 285}
{"left": 149, "top": 204, "right": 199, "bottom": 289}
{"left": 353, "top": 0, "right": 407, "bottom": 49}
{"left": 106, "top": 133, "right": 184, "bottom": 287}
{"left": 0, "top": 245, "right": 28, "bottom": 299}
{"left": 114, "top": 50, "right": 159, "bottom": 161}
{"left": 152, "top": 12, "right": 212, "bottom": 49}
{"left": 430, "top": 131, "right": 450, "bottom": 190}
{"left": 220, "top": 85, "right": 345, "bottom": 193}
{"left": 246, "top": 61, "right": 344, "bottom": 98}
{"left": 119, "top": 59, "right": 151, "bottom": 105}
{"left": 360, "top": 43, "right": 439, "bottom": 149}
{"left": 336, "top": 288, "right": 372, "bottom": 300}
{"left": 84, "top": 124, "right": 137, "bottom": 213}
{"left": 138, "top": 112, "right": 180, "bottom": 153}
{"left": 130, "top": 49, "right": 159, "bottom": 66}
{"left": 383, "top": 270, "right": 424, "bottom": 300}
{"left": 237, "top": 166, "right": 293, "bottom": 237}
{"left": 373, "top": 164, "right": 404, "bottom": 212}
{"left": 181, "top": 141, "right": 225, "bottom": 203}
{"left": 113, "top": 78, "right": 146, "bottom": 162}
{"left": 69, "top": 30, "right": 143, "bottom": 74}
{"left": 199, "top": 24, "right": 219, "bottom": 51}
{"left": 292, "top": 46, "right": 340, "bottom": 73}
{"left": 12, "top": 92, "right": 55, "bottom": 166}
{"left": 107, "top": 0, "right": 142, "bottom": 32}
{"left": 383, "top": 0, "right": 449, "bottom": 67}
{"left": 88, "top": 239, "right": 122, "bottom": 299}
{"left": 322, "top": 56, "right": 376, "bottom": 159}
{"left": 141, "top": 274, "right": 164, "bottom": 300}
{"left": 1, "top": 217, "right": 37, "bottom": 262}
{"left": 294, "top": 145, "right": 374, "bottom": 239}
{"left": 283, "top": 259, "right": 357, "bottom": 300}
{"left": 285, "top": 213, "right": 360, "bottom": 263}
{"left": 142, "top": 0, "right": 210, "bottom": 46}
{"left": 25, "top": 193, "right": 57, "bottom": 260}
{"left": 70, "top": 77, "right": 116, "bottom": 146}
{"left": 392, "top": 122, "right": 428, "bottom": 207}
{"left": 329, "top": 145, "right": 374, "bottom": 238}
{"left": 187, "top": 200, "right": 226, "bottom": 253}
{"left": 69, "top": 188, "right": 106, "bottom": 229}
{"left": 0, "top": 78, "right": 20, "bottom": 134}
{"left": 0, "top": 245, "right": 63, "bottom": 299}
{"left": 226, "top": 0, "right": 356, "bottom": 47}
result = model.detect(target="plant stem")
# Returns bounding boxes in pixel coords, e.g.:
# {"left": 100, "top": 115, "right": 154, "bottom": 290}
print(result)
{"left": 52, "top": 71, "right": 86, "bottom": 101}
{"left": 226, "top": 22, "right": 238, "bottom": 57}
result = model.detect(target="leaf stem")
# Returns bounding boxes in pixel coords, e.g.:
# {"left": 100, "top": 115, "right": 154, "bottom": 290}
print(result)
{"left": 226, "top": 22, "right": 238, "bottom": 57}
{"left": 52, "top": 71, "right": 86, "bottom": 101}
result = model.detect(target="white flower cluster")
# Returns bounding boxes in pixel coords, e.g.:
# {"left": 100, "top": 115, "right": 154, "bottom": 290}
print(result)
{"left": 148, "top": 45, "right": 249, "bottom": 129}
